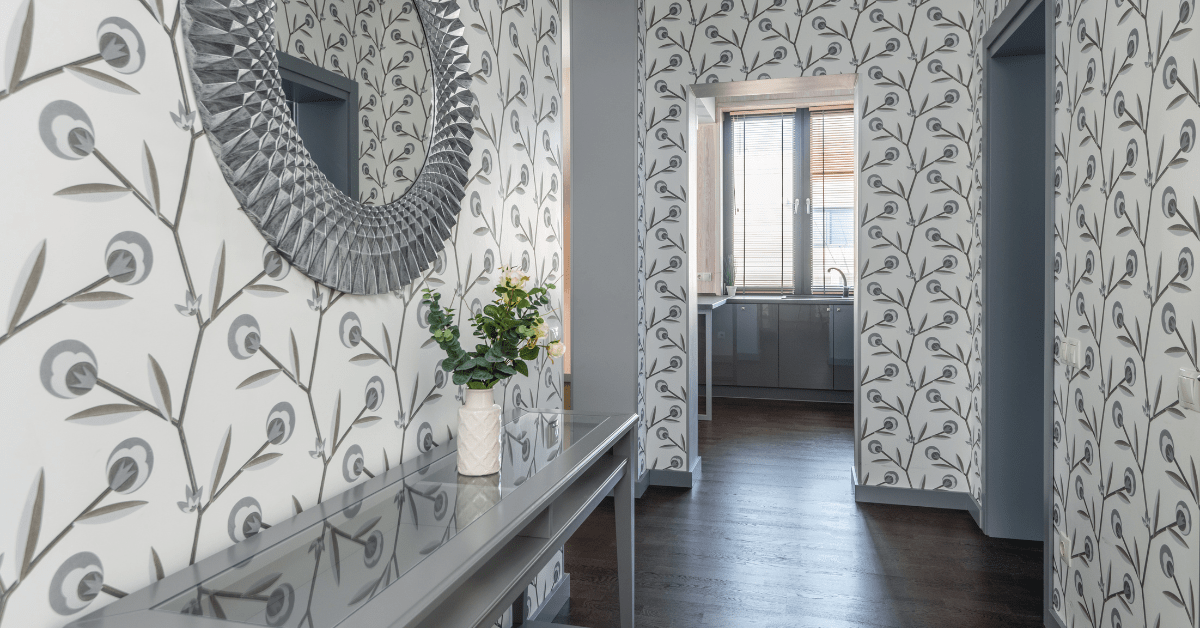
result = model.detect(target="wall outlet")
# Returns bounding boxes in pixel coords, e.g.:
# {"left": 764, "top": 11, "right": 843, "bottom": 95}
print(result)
{"left": 698, "top": 272, "right": 712, "bottom": 282}
{"left": 1056, "top": 530, "right": 1070, "bottom": 566}
{"left": 1063, "top": 337, "right": 1081, "bottom": 369}
{"left": 1179, "top": 369, "right": 1200, "bottom": 411}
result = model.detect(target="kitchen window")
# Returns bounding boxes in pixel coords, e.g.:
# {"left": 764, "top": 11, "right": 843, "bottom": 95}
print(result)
{"left": 723, "top": 107, "right": 855, "bottom": 295}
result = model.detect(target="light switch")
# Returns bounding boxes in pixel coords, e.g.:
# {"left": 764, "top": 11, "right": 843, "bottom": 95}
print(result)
{"left": 1179, "top": 369, "right": 1200, "bottom": 411}
{"left": 1063, "top": 338, "right": 1081, "bottom": 369}
{"left": 698, "top": 272, "right": 712, "bottom": 282}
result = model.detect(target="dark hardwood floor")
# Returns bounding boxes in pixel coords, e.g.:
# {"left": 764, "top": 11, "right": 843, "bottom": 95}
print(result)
{"left": 548, "top": 397, "right": 1044, "bottom": 627}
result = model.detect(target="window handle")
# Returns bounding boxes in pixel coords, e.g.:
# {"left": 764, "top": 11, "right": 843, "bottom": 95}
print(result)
{"left": 806, "top": 198, "right": 812, "bottom": 215}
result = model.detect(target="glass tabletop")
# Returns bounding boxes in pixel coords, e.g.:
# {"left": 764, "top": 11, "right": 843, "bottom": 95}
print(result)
{"left": 154, "top": 409, "right": 613, "bottom": 627}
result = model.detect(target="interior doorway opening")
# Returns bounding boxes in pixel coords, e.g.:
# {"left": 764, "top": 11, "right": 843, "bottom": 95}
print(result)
{"left": 685, "top": 76, "right": 860, "bottom": 464}
{"left": 981, "top": 0, "right": 1051, "bottom": 545}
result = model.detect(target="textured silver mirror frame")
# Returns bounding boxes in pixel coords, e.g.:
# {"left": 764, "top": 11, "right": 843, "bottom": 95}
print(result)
{"left": 181, "top": 0, "right": 474, "bottom": 295}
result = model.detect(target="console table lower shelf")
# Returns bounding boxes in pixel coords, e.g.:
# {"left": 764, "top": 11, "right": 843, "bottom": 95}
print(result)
{"left": 67, "top": 410, "right": 638, "bottom": 628}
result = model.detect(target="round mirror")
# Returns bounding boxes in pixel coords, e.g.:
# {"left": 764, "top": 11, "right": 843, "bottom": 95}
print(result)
{"left": 181, "top": 0, "right": 474, "bottom": 295}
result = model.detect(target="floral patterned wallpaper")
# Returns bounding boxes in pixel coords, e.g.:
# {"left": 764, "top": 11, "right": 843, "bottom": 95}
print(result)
{"left": 275, "top": 0, "right": 434, "bottom": 205}
{"left": 640, "top": 0, "right": 985, "bottom": 497}
{"left": 0, "top": 0, "right": 563, "bottom": 626}
{"left": 1050, "top": 0, "right": 1200, "bottom": 622}
{"left": 637, "top": 0, "right": 651, "bottom": 479}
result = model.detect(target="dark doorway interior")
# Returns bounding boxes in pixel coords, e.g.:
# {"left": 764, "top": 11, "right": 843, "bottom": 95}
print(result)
{"left": 278, "top": 52, "right": 359, "bottom": 200}
{"left": 981, "top": 0, "right": 1049, "bottom": 543}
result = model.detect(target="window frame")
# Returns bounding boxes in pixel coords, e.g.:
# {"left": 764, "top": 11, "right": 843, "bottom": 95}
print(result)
{"left": 722, "top": 106, "right": 854, "bottom": 296}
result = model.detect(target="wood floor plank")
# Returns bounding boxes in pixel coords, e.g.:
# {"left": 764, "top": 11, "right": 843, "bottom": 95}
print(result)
{"left": 547, "top": 398, "right": 1043, "bottom": 627}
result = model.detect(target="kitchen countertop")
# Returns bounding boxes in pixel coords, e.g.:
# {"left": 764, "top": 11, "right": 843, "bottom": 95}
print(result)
{"left": 698, "top": 294, "right": 854, "bottom": 310}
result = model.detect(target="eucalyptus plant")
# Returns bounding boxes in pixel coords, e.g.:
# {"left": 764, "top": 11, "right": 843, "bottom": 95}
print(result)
{"left": 423, "top": 268, "right": 564, "bottom": 390}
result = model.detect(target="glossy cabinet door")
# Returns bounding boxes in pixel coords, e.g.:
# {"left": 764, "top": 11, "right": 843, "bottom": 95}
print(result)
{"left": 708, "top": 305, "right": 736, "bottom": 386}
{"left": 734, "top": 303, "right": 778, "bottom": 387}
{"left": 778, "top": 303, "right": 833, "bottom": 389}
{"left": 832, "top": 304, "right": 855, "bottom": 390}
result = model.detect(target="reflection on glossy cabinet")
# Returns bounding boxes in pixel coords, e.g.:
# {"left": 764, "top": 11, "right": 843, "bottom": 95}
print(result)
{"left": 735, "top": 304, "right": 778, "bottom": 387}
{"left": 708, "top": 306, "right": 736, "bottom": 386}
{"left": 832, "top": 305, "right": 855, "bottom": 390}
{"left": 779, "top": 303, "right": 833, "bottom": 389}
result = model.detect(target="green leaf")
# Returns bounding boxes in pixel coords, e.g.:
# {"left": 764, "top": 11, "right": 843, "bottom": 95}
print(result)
{"left": 513, "top": 361, "right": 529, "bottom": 377}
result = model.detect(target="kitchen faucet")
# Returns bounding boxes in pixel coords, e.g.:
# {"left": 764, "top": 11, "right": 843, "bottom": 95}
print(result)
{"left": 827, "top": 268, "right": 849, "bottom": 298}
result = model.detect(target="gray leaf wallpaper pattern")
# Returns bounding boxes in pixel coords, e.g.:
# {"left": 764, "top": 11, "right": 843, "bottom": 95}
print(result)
{"left": 637, "top": 0, "right": 652, "bottom": 479}
{"left": 1050, "top": 0, "right": 1200, "bottom": 622}
{"left": 0, "top": 0, "right": 562, "bottom": 625}
{"left": 640, "top": 0, "right": 986, "bottom": 496}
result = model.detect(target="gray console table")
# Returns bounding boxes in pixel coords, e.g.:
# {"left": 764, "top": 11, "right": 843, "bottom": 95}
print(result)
{"left": 67, "top": 409, "right": 638, "bottom": 628}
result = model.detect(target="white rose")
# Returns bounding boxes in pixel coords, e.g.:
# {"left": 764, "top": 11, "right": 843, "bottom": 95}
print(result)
{"left": 503, "top": 267, "right": 527, "bottom": 289}
{"left": 535, "top": 321, "right": 549, "bottom": 339}
{"left": 547, "top": 341, "right": 566, "bottom": 358}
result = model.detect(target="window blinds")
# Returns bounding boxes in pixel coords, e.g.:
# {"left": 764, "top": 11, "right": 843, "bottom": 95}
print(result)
{"left": 810, "top": 109, "right": 855, "bottom": 294}
{"left": 730, "top": 113, "right": 794, "bottom": 291}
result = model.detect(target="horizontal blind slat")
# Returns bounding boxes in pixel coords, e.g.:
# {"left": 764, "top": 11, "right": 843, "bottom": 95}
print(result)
{"left": 731, "top": 113, "right": 793, "bottom": 291}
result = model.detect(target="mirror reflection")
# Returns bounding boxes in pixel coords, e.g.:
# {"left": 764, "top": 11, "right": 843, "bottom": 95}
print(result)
{"left": 275, "top": 1, "right": 433, "bottom": 204}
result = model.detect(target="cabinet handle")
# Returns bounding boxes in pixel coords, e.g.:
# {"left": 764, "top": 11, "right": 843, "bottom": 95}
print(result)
{"left": 826, "top": 307, "right": 830, "bottom": 312}
{"left": 836, "top": 307, "right": 841, "bottom": 312}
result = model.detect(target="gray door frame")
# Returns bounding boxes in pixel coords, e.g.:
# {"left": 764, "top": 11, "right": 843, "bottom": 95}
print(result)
{"left": 981, "top": 0, "right": 1058, "bottom": 624}
{"left": 278, "top": 52, "right": 360, "bottom": 201}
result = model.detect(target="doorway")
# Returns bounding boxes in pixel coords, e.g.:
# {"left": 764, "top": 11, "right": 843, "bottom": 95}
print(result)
{"left": 686, "top": 76, "right": 860, "bottom": 488}
{"left": 981, "top": 0, "right": 1051, "bottom": 545}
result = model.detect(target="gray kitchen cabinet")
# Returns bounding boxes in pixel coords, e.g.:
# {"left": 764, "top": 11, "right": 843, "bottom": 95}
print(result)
{"left": 734, "top": 303, "right": 778, "bottom": 387}
{"left": 706, "top": 305, "right": 736, "bottom": 386}
{"left": 832, "top": 304, "right": 855, "bottom": 390}
{"left": 779, "top": 303, "right": 833, "bottom": 389}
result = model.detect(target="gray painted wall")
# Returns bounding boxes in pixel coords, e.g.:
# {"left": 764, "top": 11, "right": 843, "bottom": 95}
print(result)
{"left": 982, "top": 46, "right": 1046, "bottom": 542}
{"left": 570, "top": 0, "right": 641, "bottom": 424}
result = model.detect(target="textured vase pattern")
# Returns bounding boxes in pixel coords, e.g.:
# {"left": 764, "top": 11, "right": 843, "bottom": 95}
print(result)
{"left": 458, "top": 388, "right": 502, "bottom": 476}
{"left": 455, "top": 472, "right": 502, "bottom": 525}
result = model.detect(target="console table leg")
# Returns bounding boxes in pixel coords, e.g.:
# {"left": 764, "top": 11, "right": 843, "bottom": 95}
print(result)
{"left": 614, "top": 430, "right": 636, "bottom": 628}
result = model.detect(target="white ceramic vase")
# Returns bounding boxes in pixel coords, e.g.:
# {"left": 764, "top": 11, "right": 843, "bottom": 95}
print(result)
{"left": 725, "top": 285, "right": 736, "bottom": 296}
{"left": 457, "top": 388, "right": 502, "bottom": 476}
